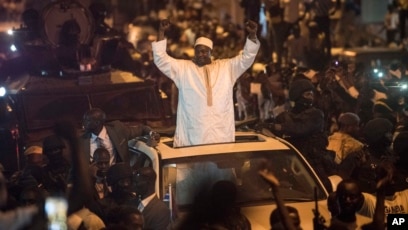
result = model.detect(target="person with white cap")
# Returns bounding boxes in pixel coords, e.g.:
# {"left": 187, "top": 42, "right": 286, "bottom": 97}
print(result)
{"left": 152, "top": 19, "right": 260, "bottom": 147}
{"left": 23, "top": 145, "right": 45, "bottom": 168}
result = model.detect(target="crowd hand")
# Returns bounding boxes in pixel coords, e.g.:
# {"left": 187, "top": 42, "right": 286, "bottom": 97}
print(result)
{"left": 157, "top": 19, "right": 171, "bottom": 40}
{"left": 259, "top": 169, "right": 280, "bottom": 187}
{"left": 375, "top": 161, "right": 395, "bottom": 190}
{"left": 159, "top": 19, "right": 171, "bottom": 32}
{"left": 151, "top": 131, "right": 160, "bottom": 142}
{"left": 147, "top": 131, "right": 160, "bottom": 147}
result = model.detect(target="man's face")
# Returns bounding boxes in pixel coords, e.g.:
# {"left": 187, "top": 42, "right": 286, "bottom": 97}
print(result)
{"left": 83, "top": 114, "right": 103, "bottom": 135}
{"left": 94, "top": 152, "right": 110, "bottom": 173}
{"left": 19, "top": 189, "right": 40, "bottom": 206}
{"left": 193, "top": 45, "right": 211, "bottom": 67}
{"left": 44, "top": 147, "right": 64, "bottom": 164}
{"left": 112, "top": 177, "right": 132, "bottom": 196}
{"left": 133, "top": 174, "right": 149, "bottom": 197}
{"left": 338, "top": 182, "right": 362, "bottom": 213}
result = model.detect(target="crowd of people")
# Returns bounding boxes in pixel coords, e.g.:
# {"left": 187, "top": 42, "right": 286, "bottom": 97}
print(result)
{"left": 1, "top": 0, "right": 408, "bottom": 229}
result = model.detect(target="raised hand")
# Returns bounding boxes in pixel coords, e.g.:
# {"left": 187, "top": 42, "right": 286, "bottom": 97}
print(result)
{"left": 159, "top": 19, "right": 171, "bottom": 33}
{"left": 245, "top": 20, "right": 258, "bottom": 40}
{"left": 259, "top": 169, "right": 280, "bottom": 187}
{"left": 157, "top": 19, "right": 171, "bottom": 41}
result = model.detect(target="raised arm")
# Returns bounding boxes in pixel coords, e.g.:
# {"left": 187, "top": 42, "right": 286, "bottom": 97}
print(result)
{"left": 245, "top": 20, "right": 258, "bottom": 43}
{"left": 157, "top": 19, "right": 171, "bottom": 41}
{"left": 259, "top": 169, "right": 297, "bottom": 230}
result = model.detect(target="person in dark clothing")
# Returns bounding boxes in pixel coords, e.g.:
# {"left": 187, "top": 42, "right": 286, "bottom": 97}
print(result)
{"left": 305, "top": 0, "right": 341, "bottom": 58}
{"left": 386, "top": 131, "right": 408, "bottom": 191}
{"left": 338, "top": 117, "right": 395, "bottom": 194}
{"left": 41, "top": 134, "right": 71, "bottom": 195}
{"left": 206, "top": 180, "right": 251, "bottom": 230}
{"left": 260, "top": 78, "right": 335, "bottom": 191}
{"left": 105, "top": 205, "right": 144, "bottom": 230}
{"left": 95, "top": 162, "right": 138, "bottom": 222}
{"left": 90, "top": 147, "right": 111, "bottom": 200}
{"left": 79, "top": 107, "right": 159, "bottom": 166}
{"left": 133, "top": 167, "right": 170, "bottom": 230}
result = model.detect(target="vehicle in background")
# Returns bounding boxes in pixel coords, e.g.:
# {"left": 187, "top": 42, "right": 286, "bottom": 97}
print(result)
{"left": 335, "top": 47, "right": 407, "bottom": 68}
{"left": 0, "top": 0, "right": 170, "bottom": 174}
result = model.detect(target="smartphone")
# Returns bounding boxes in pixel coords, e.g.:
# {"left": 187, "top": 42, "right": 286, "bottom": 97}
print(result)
{"left": 45, "top": 196, "right": 68, "bottom": 230}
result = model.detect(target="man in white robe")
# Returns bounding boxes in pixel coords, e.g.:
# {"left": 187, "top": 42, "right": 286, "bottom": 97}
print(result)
{"left": 152, "top": 19, "right": 260, "bottom": 147}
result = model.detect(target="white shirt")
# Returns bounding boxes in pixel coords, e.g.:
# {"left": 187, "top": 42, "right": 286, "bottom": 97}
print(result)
{"left": 138, "top": 193, "right": 156, "bottom": 212}
{"left": 152, "top": 38, "right": 260, "bottom": 147}
{"left": 90, "top": 126, "right": 116, "bottom": 165}
{"left": 358, "top": 190, "right": 408, "bottom": 220}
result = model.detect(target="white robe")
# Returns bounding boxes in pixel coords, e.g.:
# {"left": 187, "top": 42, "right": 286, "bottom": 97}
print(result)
{"left": 152, "top": 38, "right": 260, "bottom": 147}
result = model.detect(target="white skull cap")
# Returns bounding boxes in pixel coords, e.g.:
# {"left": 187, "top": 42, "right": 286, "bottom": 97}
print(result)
{"left": 194, "top": 37, "right": 213, "bottom": 50}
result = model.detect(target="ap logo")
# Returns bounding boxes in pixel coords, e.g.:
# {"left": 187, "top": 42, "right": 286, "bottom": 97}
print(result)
{"left": 387, "top": 214, "right": 408, "bottom": 230}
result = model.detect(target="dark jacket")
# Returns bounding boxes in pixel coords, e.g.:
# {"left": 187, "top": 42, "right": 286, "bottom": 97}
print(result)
{"left": 142, "top": 195, "right": 171, "bottom": 230}
{"left": 79, "top": 120, "right": 152, "bottom": 163}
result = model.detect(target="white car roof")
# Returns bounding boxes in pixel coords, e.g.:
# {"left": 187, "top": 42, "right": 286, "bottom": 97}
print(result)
{"left": 156, "top": 131, "right": 291, "bottom": 160}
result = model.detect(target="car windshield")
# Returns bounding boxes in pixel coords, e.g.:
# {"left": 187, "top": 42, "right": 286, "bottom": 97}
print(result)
{"left": 161, "top": 149, "right": 327, "bottom": 209}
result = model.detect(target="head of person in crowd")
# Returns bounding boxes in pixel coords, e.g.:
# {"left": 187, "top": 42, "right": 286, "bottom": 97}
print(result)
{"left": 270, "top": 205, "right": 302, "bottom": 230}
{"left": 288, "top": 79, "right": 315, "bottom": 109}
{"left": 89, "top": 2, "right": 108, "bottom": 24}
{"left": 328, "top": 179, "right": 363, "bottom": 220}
{"left": 210, "top": 180, "right": 237, "bottom": 212}
{"left": 24, "top": 145, "right": 45, "bottom": 167}
{"left": 393, "top": 131, "right": 408, "bottom": 170}
{"left": 363, "top": 118, "right": 394, "bottom": 154}
{"left": 42, "top": 134, "right": 68, "bottom": 172}
{"left": 337, "top": 112, "right": 361, "bottom": 137}
{"left": 82, "top": 108, "right": 106, "bottom": 136}
{"left": 205, "top": 180, "right": 251, "bottom": 229}
{"left": 21, "top": 8, "right": 40, "bottom": 33}
{"left": 92, "top": 147, "right": 110, "bottom": 178}
{"left": 59, "top": 19, "right": 81, "bottom": 46}
{"left": 18, "top": 186, "right": 44, "bottom": 207}
{"left": 133, "top": 167, "right": 156, "bottom": 200}
{"left": 372, "top": 98, "right": 397, "bottom": 126}
{"left": 192, "top": 36, "right": 213, "bottom": 67}
{"left": 107, "top": 162, "right": 134, "bottom": 200}
{"left": 106, "top": 205, "right": 144, "bottom": 230}
{"left": 0, "top": 171, "right": 8, "bottom": 208}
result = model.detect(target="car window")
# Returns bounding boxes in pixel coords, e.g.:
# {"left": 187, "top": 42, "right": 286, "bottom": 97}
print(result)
{"left": 161, "top": 149, "right": 327, "bottom": 210}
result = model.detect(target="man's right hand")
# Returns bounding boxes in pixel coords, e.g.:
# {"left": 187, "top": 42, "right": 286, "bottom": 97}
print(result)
{"left": 160, "top": 19, "right": 171, "bottom": 32}
{"left": 158, "top": 19, "right": 171, "bottom": 41}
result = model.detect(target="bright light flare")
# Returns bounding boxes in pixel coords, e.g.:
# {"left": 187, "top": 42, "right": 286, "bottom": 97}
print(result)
{"left": 10, "top": 44, "right": 17, "bottom": 52}
{"left": 0, "top": 86, "right": 6, "bottom": 97}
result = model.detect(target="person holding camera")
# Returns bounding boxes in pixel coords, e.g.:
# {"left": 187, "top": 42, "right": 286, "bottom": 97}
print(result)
{"left": 152, "top": 19, "right": 260, "bottom": 147}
